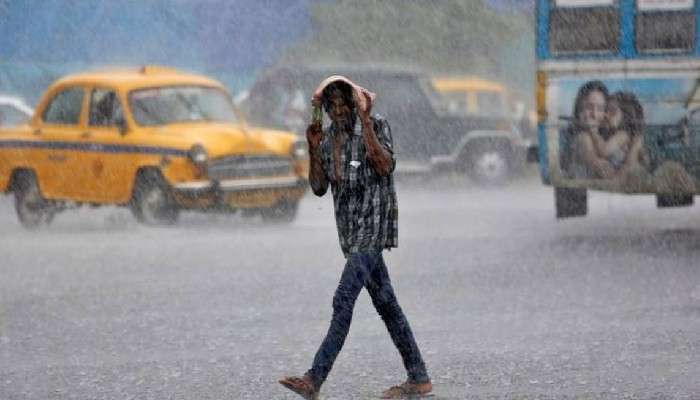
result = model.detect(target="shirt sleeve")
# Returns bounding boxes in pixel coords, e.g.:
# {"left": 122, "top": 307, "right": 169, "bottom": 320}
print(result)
{"left": 373, "top": 116, "right": 396, "bottom": 173}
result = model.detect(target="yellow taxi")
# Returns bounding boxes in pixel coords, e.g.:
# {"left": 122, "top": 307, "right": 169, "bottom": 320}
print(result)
{"left": 0, "top": 66, "right": 308, "bottom": 228}
{"left": 430, "top": 76, "right": 533, "bottom": 184}
{"left": 432, "top": 77, "right": 512, "bottom": 120}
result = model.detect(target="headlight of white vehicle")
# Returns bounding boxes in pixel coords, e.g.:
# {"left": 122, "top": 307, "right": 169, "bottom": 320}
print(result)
{"left": 188, "top": 144, "right": 208, "bottom": 165}
{"left": 291, "top": 139, "right": 308, "bottom": 159}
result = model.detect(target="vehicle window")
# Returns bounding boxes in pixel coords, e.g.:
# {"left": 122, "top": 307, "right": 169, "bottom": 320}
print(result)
{"left": 268, "top": 86, "right": 308, "bottom": 132}
{"left": 476, "top": 91, "right": 507, "bottom": 117}
{"left": 417, "top": 76, "right": 449, "bottom": 113}
{"left": 0, "top": 105, "right": 30, "bottom": 126}
{"left": 687, "top": 108, "right": 700, "bottom": 146}
{"left": 129, "top": 86, "right": 237, "bottom": 126}
{"left": 89, "top": 89, "right": 124, "bottom": 126}
{"left": 374, "top": 77, "right": 434, "bottom": 112}
{"left": 42, "top": 87, "right": 84, "bottom": 125}
{"left": 440, "top": 92, "right": 469, "bottom": 115}
{"left": 636, "top": 8, "right": 695, "bottom": 53}
{"left": 549, "top": 1, "right": 620, "bottom": 54}
{"left": 683, "top": 108, "right": 700, "bottom": 131}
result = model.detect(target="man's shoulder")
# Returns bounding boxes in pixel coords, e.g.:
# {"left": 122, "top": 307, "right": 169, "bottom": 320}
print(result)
{"left": 371, "top": 113, "right": 388, "bottom": 124}
{"left": 371, "top": 113, "right": 392, "bottom": 133}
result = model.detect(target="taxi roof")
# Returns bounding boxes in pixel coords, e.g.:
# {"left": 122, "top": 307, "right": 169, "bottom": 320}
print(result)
{"left": 52, "top": 66, "right": 225, "bottom": 91}
{"left": 432, "top": 76, "right": 506, "bottom": 93}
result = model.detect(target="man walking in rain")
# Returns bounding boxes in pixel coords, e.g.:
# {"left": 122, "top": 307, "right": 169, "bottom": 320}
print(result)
{"left": 279, "top": 76, "right": 432, "bottom": 399}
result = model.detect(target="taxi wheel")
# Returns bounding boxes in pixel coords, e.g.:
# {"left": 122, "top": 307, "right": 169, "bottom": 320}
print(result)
{"left": 13, "top": 171, "right": 55, "bottom": 229}
{"left": 467, "top": 146, "right": 510, "bottom": 186}
{"left": 131, "top": 172, "right": 179, "bottom": 225}
{"left": 260, "top": 200, "right": 299, "bottom": 223}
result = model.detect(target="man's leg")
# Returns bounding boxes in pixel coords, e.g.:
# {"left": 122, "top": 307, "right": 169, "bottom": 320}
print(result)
{"left": 306, "top": 253, "right": 368, "bottom": 388}
{"left": 366, "top": 253, "right": 429, "bottom": 384}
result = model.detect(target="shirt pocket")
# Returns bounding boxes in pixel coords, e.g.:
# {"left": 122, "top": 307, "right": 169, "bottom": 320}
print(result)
{"left": 346, "top": 149, "right": 367, "bottom": 191}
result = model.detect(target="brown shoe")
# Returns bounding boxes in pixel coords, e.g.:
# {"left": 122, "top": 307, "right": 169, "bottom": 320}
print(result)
{"left": 380, "top": 380, "right": 432, "bottom": 399}
{"left": 278, "top": 374, "right": 319, "bottom": 400}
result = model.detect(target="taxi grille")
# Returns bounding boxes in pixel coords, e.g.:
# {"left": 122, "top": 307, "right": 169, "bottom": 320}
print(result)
{"left": 207, "top": 155, "right": 292, "bottom": 180}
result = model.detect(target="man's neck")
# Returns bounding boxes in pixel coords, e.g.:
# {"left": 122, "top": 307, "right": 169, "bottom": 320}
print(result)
{"left": 333, "top": 126, "right": 350, "bottom": 141}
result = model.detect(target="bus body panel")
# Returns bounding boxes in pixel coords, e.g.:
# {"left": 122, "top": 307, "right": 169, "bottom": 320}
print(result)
{"left": 536, "top": 0, "right": 700, "bottom": 198}
{"left": 538, "top": 61, "right": 700, "bottom": 195}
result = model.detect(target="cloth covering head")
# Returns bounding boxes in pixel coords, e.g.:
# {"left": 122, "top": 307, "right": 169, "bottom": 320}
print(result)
{"left": 312, "top": 75, "right": 376, "bottom": 113}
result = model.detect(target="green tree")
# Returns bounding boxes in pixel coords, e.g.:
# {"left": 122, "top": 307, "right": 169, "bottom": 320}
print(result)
{"left": 280, "top": 0, "right": 533, "bottom": 84}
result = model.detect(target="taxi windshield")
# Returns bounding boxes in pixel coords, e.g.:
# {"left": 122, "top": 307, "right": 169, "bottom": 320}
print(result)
{"left": 129, "top": 85, "right": 237, "bottom": 126}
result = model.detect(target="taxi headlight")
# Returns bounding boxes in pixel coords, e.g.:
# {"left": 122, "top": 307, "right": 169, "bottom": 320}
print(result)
{"left": 188, "top": 144, "right": 208, "bottom": 165}
{"left": 291, "top": 140, "right": 308, "bottom": 159}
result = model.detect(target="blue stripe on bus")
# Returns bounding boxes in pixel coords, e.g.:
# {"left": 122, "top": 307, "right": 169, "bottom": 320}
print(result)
{"left": 696, "top": 0, "right": 700, "bottom": 57}
{"left": 0, "top": 140, "right": 188, "bottom": 157}
{"left": 620, "top": 0, "right": 636, "bottom": 58}
{"left": 536, "top": 0, "right": 549, "bottom": 60}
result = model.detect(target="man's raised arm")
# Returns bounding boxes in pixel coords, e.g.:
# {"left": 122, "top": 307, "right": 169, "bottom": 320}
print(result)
{"left": 358, "top": 93, "right": 393, "bottom": 177}
{"left": 307, "top": 122, "right": 328, "bottom": 196}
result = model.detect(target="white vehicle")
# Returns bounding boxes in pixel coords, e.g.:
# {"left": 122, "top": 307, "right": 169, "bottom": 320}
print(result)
{"left": 0, "top": 96, "right": 34, "bottom": 126}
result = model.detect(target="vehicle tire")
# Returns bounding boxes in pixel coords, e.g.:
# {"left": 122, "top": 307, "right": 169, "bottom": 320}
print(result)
{"left": 260, "top": 200, "right": 299, "bottom": 223}
{"left": 555, "top": 187, "right": 587, "bottom": 219}
{"left": 467, "top": 145, "right": 510, "bottom": 186}
{"left": 13, "top": 171, "right": 55, "bottom": 229}
{"left": 130, "top": 171, "right": 179, "bottom": 225}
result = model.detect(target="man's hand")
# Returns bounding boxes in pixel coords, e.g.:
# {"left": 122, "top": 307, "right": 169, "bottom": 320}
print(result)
{"left": 306, "top": 122, "right": 323, "bottom": 148}
{"left": 306, "top": 120, "right": 328, "bottom": 196}
{"left": 357, "top": 91, "right": 373, "bottom": 124}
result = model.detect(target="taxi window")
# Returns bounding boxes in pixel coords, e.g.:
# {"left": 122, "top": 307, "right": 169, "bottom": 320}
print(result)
{"left": 441, "top": 92, "right": 469, "bottom": 115}
{"left": 89, "top": 89, "right": 124, "bottom": 126}
{"left": 129, "top": 86, "right": 237, "bottom": 126}
{"left": 476, "top": 91, "right": 507, "bottom": 117}
{"left": 43, "top": 87, "right": 84, "bottom": 125}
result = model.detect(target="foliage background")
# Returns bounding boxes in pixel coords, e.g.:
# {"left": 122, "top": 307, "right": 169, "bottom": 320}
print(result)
{"left": 0, "top": 0, "right": 534, "bottom": 105}
{"left": 281, "top": 0, "right": 534, "bottom": 103}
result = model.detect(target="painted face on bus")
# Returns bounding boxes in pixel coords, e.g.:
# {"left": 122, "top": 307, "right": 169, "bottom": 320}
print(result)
{"left": 579, "top": 90, "right": 606, "bottom": 131}
{"left": 605, "top": 98, "right": 623, "bottom": 131}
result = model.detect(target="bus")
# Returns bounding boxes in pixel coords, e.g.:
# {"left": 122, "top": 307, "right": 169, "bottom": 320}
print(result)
{"left": 535, "top": 0, "right": 700, "bottom": 218}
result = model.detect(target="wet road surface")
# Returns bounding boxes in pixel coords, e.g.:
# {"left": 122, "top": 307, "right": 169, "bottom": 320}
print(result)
{"left": 1, "top": 173, "right": 699, "bottom": 399}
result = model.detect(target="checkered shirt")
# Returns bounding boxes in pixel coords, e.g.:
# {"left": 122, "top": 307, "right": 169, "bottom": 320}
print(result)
{"left": 319, "top": 114, "right": 398, "bottom": 257}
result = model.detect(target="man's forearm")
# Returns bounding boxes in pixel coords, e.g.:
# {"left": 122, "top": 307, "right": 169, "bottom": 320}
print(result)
{"left": 308, "top": 146, "right": 328, "bottom": 196}
{"left": 361, "top": 117, "right": 392, "bottom": 176}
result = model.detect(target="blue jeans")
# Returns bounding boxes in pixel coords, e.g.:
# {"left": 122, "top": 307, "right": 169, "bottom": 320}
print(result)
{"left": 307, "top": 250, "right": 429, "bottom": 388}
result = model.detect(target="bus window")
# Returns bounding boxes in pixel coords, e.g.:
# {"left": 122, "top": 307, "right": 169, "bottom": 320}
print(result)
{"left": 636, "top": 6, "right": 695, "bottom": 53}
{"left": 549, "top": 0, "right": 620, "bottom": 54}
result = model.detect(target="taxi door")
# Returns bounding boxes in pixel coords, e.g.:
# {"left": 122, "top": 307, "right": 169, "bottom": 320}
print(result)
{"left": 33, "top": 85, "right": 94, "bottom": 200}
{"left": 83, "top": 87, "right": 132, "bottom": 202}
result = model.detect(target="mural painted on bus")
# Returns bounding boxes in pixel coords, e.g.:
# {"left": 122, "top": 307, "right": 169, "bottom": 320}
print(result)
{"left": 547, "top": 75, "right": 700, "bottom": 194}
